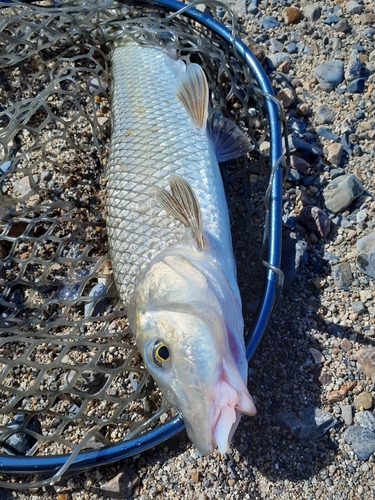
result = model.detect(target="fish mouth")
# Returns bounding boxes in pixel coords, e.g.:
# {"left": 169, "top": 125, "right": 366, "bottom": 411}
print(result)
{"left": 211, "top": 360, "right": 256, "bottom": 454}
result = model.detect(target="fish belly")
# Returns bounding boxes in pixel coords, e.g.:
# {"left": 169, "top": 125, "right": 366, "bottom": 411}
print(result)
{"left": 106, "top": 40, "right": 237, "bottom": 305}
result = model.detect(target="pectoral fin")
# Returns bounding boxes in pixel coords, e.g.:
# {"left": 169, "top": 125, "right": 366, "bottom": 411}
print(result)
{"left": 155, "top": 175, "right": 206, "bottom": 251}
{"left": 207, "top": 111, "right": 254, "bottom": 162}
{"left": 175, "top": 63, "right": 209, "bottom": 130}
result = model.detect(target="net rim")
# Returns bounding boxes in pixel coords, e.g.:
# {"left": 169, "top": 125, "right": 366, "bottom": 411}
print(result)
{"left": 0, "top": 0, "right": 283, "bottom": 475}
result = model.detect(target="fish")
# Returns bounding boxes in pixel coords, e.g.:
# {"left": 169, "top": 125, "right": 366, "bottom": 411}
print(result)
{"left": 105, "top": 38, "right": 256, "bottom": 455}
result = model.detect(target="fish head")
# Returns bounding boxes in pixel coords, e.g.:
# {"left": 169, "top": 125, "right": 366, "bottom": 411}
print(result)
{"left": 129, "top": 249, "right": 256, "bottom": 455}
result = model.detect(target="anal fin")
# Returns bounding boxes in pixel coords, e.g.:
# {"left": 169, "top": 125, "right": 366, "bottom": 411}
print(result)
{"left": 155, "top": 175, "right": 206, "bottom": 251}
{"left": 207, "top": 110, "right": 254, "bottom": 162}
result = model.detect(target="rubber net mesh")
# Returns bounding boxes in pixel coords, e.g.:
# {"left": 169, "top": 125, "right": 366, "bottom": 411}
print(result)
{"left": 0, "top": 0, "right": 273, "bottom": 486}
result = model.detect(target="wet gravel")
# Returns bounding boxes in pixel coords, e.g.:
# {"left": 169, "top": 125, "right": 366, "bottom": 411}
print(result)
{"left": 3, "top": 0, "right": 375, "bottom": 497}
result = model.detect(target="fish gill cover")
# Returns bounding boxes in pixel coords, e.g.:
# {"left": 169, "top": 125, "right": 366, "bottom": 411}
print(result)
{"left": 0, "top": 0, "right": 284, "bottom": 487}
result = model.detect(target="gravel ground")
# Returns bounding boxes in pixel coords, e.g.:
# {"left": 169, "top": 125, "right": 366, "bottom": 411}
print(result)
{"left": 2, "top": 0, "right": 375, "bottom": 498}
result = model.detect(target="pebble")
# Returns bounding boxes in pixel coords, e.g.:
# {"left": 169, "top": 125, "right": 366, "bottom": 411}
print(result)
{"left": 356, "top": 230, "right": 375, "bottom": 278}
{"left": 1, "top": 414, "right": 41, "bottom": 455}
{"left": 282, "top": 7, "right": 301, "bottom": 24}
{"left": 327, "top": 143, "right": 343, "bottom": 168}
{"left": 355, "top": 348, "right": 375, "bottom": 379}
{"left": 315, "top": 105, "right": 335, "bottom": 125}
{"left": 354, "top": 392, "right": 373, "bottom": 410}
{"left": 281, "top": 232, "right": 307, "bottom": 288}
{"left": 261, "top": 16, "right": 279, "bottom": 29}
{"left": 316, "top": 127, "right": 338, "bottom": 141}
{"left": 345, "top": 49, "right": 361, "bottom": 82}
{"left": 309, "top": 347, "right": 325, "bottom": 365}
{"left": 323, "top": 173, "right": 364, "bottom": 213}
{"left": 355, "top": 411, "right": 375, "bottom": 431}
{"left": 347, "top": 78, "right": 365, "bottom": 93}
{"left": 335, "top": 18, "right": 350, "bottom": 33}
{"left": 276, "top": 88, "right": 295, "bottom": 108}
{"left": 343, "top": 426, "right": 375, "bottom": 460}
{"left": 340, "top": 405, "right": 353, "bottom": 425}
{"left": 290, "top": 155, "right": 310, "bottom": 174}
{"left": 276, "top": 406, "right": 337, "bottom": 445}
{"left": 298, "top": 205, "right": 331, "bottom": 238}
{"left": 288, "top": 136, "right": 322, "bottom": 156}
{"left": 314, "top": 60, "right": 344, "bottom": 89}
{"left": 99, "top": 468, "right": 140, "bottom": 498}
{"left": 304, "top": 4, "right": 321, "bottom": 22}
{"left": 341, "top": 338, "right": 352, "bottom": 352}
{"left": 324, "top": 14, "right": 339, "bottom": 24}
{"left": 331, "top": 262, "right": 353, "bottom": 288}
{"left": 345, "top": 0, "right": 362, "bottom": 15}
{"left": 267, "top": 52, "right": 292, "bottom": 70}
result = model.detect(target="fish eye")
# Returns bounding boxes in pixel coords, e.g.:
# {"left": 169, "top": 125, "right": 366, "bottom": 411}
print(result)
{"left": 151, "top": 341, "right": 170, "bottom": 366}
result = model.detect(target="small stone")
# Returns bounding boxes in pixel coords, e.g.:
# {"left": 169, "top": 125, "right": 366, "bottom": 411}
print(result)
{"left": 335, "top": 18, "right": 350, "bottom": 33}
{"left": 327, "top": 143, "right": 344, "bottom": 168}
{"left": 343, "top": 426, "right": 375, "bottom": 460}
{"left": 331, "top": 262, "right": 353, "bottom": 288}
{"left": 281, "top": 232, "right": 308, "bottom": 289}
{"left": 312, "top": 276, "right": 326, "bottom": 289}
{"left": 319, "top": 372, "right": 332, "bottom": 385}
{"left": 16, "top": 175, "right": 38, "bottom": 197}
{"left": 315, "top": 105, "right": 336, "bottom": 125}
{"left": 352, "top": 301, "right": 365, "bottom": 314}
{"left": 309, "top": 348, "right": 325, "bottom": 365}
{"left": 290, "top": 155, "right": 310, "bottom": 175}
{"left": 324, "top": 14, "right": 339, "bottom": 24}
{"left": 261, "top": 16, "right": 279, "bottom": 29}
{"left": 276, "top": 406, "right": 337, "bottom": 445}
{"left": 316, "top": 127, "right": 339, "bottom": 141}
{"left": 283, "top": 7, "right": 301, "bottom": 24}
{"left": 298, "top": 206, "right": 331, "bottom": 238}
{"left": 267, "top": 53, "right": 292, "bottom": 70}
{"left": 304, "top": 4, "right": 321, "bottom": 22}
{"left": 323, "top": 174, "right": 364, "bottom": 213}
{"left": 355, "top": 411, "right": 375, "bottom": 431}
{"left": 345, "top": 49, "right": 361, "bottom": 82}
{"left": 360, "top": 290, "right": 372, "bottom": 302}
{"left": 356, "top": 230, "right": 375, "bottom": 277}
{"left": 355, "top": 348, "right": 375, "bottom": 379}
{"left": 99, "top": 468, "right": 140, "bottom": 499}
{"left": 347, "top": 78, "right": 365, "bottom": 93}
{"left": 340, "top": 405, "right": 353, "bottom": 425}
{"left": 354, "top": 392, "right": 373, "bottom": 410}
{"left": 359, "top": 13, "right": 375, "bottom": 25}
{"left": 276, "top": 88, "right": 295, "bottom": 108}
{"left": 327, "top": 381, "right": 356, "bottom": 403}
{"left": 288, "top": 136, "right": 322, "bottom": 156}
{"left": 341, "top": 338, "right": 352, "bottom": 352}
{"left": 314, "top": 60, "right": 344, "bottom": 88}
{"left": 228, "top": 478, "right": 236, "bottom": 487}
{"left": 345, "top": 1, "right": 362, "bottom": 15}
{"left": 191, "top": 470, "right": 200, "bottom": 483}
{"left": 247, "top": 41, "right": 266, "bottom": 63}
{"left": 358, "top": 121, "right": 373, "bottom": 131}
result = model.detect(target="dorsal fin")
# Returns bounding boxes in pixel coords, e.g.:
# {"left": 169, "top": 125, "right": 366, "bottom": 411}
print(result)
{"left": 207, "top": 110, "right": 255, "bottom": 162}
{"left": 175, "top": 63, "right": 209, "bottom": 130}
{"left": 155, "top": 175, "right": 207, "bottom": 251}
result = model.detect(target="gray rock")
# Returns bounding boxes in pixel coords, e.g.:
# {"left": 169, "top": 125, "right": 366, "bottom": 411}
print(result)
{"left": 281, "top": 231, "right": 307, "bottom": 289}
{"left": 341, "top": 405, "right": 353, "bottom": 425}
{"left": 261, "top": 16, "right": 280, "bottom": 29}
{"left": 332, "top": 262, "right": 353, "bottom": 288}
{"left": 355, "top": 411, "right": 375, "bottom": 431}
{"left": 330, "top": 168, "right": 345, "bottom": 179}
{"left": 352, "top": 301, "right": 365, "bottom": 314}
{"left": 345, "top": 1, "right": 362, "bottom": 15}
{"left": 335, "top": 18, "right": 350, "bottom": 33}
{"left": 316, "top": 127, "right": 339, "bottom": 141}
{"left": 314, "top": 60, "right": 344, "bottom": 88}
{"left": 356, "top": 231, "right": 375, "bottom": 278}
{"left": 100, "top": 468, "right": 140, "bottom": 499}
{"left": 343, "top": 426, "right": 375, "bottom": 460}
{"left": 276, "top": 406, "right": 337, "bottom": 445}
{"left": 1, "top": 414, "right": 41, "bottom": 455}
{"left": 309, "top": 348, "right": 325, "bottom": 365}
{"left": 269, "top": 37, "right": 284, "bottom": 53}
{"left": 304, "top": 4, "right": 321, "bottom": 22}
{"left": 267, "top": 52, "right": 292, "bottom": 70}
{"left": 323, "top": 174, "right": 364, "bottom": 213}
{"left": 298, "top": 205, "right": 331, "bottom": 238}
{"left": 356, "top": 209, "right": 367, "bottom": 223}
{"left": 324, "top": 15, "right": 339, "bottom": 24}
{"left": 347, "top": 78, "right": 365, "bottom": 93}
{"left": 288, "top": 136, "right": 323, "bottom": 156}
{"left": 345, "top": 49, "right": 361, "bottom": 82}
{"left": 315, "top": 105, "right": 336, "bottom": 124}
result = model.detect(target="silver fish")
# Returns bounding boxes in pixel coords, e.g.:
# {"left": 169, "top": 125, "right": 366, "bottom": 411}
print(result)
{"left": 105, "top": 39, "right": 256, "bottom": 455}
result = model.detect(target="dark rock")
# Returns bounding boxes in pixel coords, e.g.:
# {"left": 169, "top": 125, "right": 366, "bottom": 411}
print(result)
{"left": 288, "top": 136, "right": 323, "bottom": 156}
{"left": 341, "top": 133, "right": 353, "bottom": 155}
{"left": 324, "top": 15, "right": 339, "bottom": 24}
{"left": 281, "top": 231, "right": 308, "bottom": 289}
{"left": 298, "top": 206, "right": 331, "bottom": 238}
{"left": 347, "top": 78, "right": 365, "bottom": 93}
{"left": 316, "top": 127, "right": 339, "bottom": 141}
{"left": 276, "top": 406, "right": 337, "bottom": 445}
{"left": 335, "top": 18, "right": 350, "bottom": 33}
{"left": 1, "top": 414, "right": 41, "bottom": 455}
{"left": 343, "top": 426, "right": 375, "bottom": 460}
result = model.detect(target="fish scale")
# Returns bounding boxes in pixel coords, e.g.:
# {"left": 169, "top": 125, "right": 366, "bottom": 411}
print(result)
{"left": 106, "top": 40, "right": 237, "bottom": 306}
